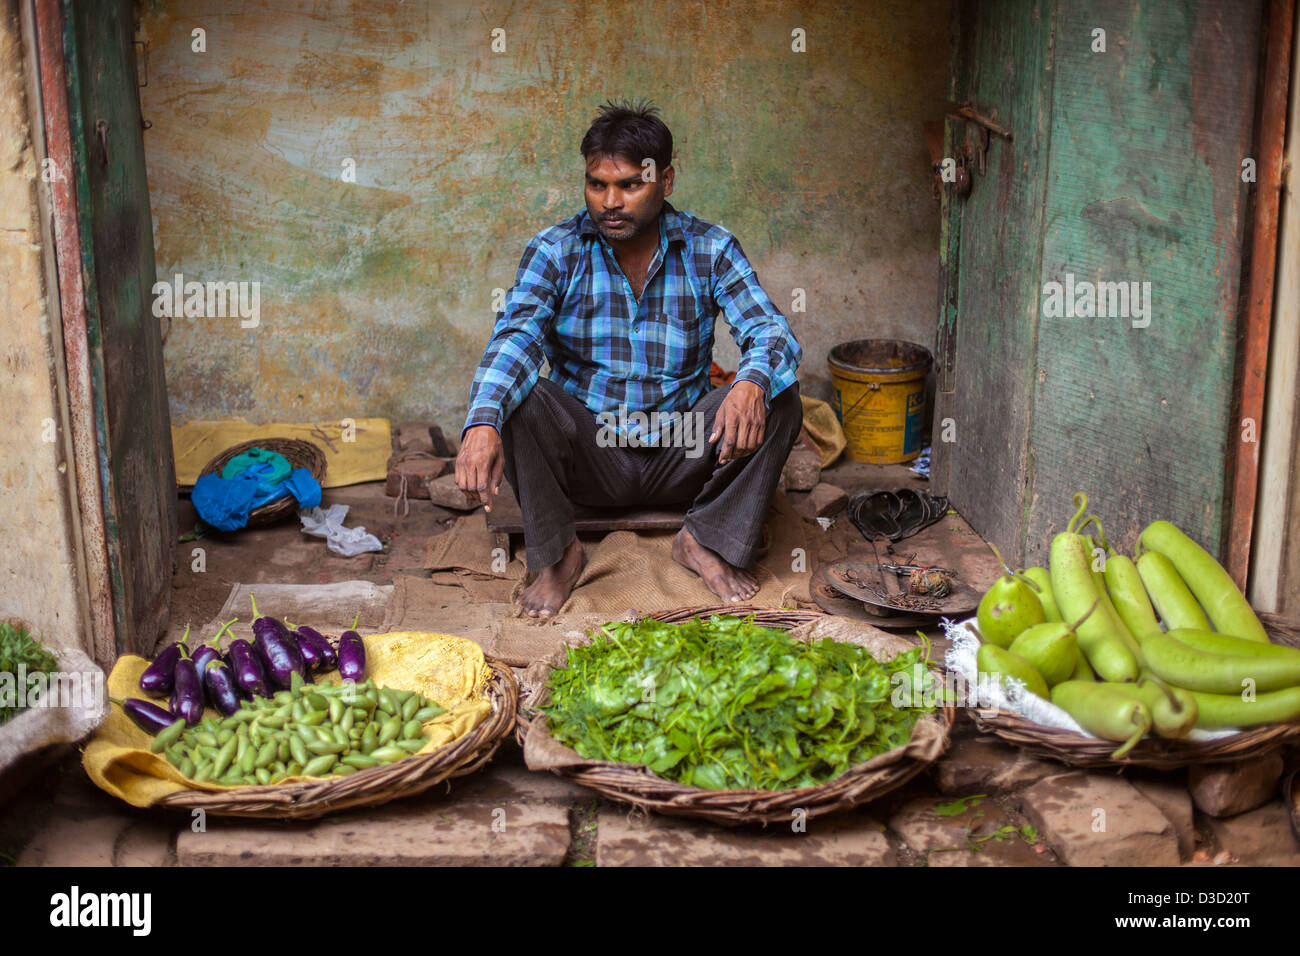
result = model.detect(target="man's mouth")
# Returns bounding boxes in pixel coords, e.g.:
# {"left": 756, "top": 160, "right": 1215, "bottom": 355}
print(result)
{"left": 604, "top": 218, "right": 626, "bottom": 225}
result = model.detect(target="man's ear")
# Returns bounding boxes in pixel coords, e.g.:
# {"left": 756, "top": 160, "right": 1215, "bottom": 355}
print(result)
{"left": 662, "top": 164, "right": 674, "bottom": 198}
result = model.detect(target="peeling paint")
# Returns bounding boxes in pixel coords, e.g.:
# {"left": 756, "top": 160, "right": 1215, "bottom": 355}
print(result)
{"left": 141, "top": 0, "right": 949, "bottom": 425}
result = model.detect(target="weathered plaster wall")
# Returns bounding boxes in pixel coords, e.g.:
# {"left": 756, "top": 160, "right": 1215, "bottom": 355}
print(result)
{"left": 0, "top": 0, "right": 88, "bottom": 653}
{"left": 139, "top": 0, "right": 948, "bottom": 426}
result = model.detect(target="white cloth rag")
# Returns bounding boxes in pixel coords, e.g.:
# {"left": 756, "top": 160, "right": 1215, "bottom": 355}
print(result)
{"left": 299, "top": 504, "right": 383, "bottom": 557}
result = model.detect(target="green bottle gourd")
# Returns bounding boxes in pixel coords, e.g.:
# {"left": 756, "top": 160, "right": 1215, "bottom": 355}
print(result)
{"left": 1008, "top": 600, "right": 1098, "bottom": 687}
{"left": 976, "top": 543, "right": 1046, "bottom": 648}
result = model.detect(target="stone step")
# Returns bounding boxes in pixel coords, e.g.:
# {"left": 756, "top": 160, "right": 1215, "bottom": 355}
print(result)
{"left": 596, "top": 805, "right": 895, "bottom": 867}
{"left": 1018, "top": 771, "right": 1181, "bottom": 867}
{"left": 887, "top": 794, "right": 1058, "bottom": 866}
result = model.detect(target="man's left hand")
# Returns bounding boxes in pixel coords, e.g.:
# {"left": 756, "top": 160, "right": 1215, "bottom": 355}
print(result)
{"left": 709, "top": 380, "right": 767, "bottom": 464}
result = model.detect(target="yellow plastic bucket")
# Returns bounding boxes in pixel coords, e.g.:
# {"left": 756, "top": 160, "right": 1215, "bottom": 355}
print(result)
{"left": 828, "top": 340, "right": 932, "bottom": 464}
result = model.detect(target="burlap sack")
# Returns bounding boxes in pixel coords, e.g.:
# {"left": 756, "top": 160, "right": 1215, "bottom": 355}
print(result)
{"left": 0, "top": 646, "right": 108, "bottom": 776}
{"left": 422, "top": 491, "right": 813, "bottom": 618}
{"left": 519, "top": 614, "right": 945, "bottom": 777}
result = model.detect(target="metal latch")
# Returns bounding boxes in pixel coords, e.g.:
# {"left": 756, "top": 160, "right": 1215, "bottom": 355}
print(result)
{"left": 945, "top": 101, "right": 1014, "bottom": 185}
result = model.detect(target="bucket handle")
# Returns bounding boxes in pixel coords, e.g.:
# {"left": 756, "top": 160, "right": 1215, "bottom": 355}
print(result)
{"left": 840, "top": 381, "right": 881, "bottom": 421}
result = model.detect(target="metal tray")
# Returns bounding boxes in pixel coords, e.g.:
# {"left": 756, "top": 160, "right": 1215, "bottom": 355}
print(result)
{"left": 811, "top": 563, "right": 937, "bottom": 630}
{"left": 822, "top": 556, "right": 980, "bottom": 619}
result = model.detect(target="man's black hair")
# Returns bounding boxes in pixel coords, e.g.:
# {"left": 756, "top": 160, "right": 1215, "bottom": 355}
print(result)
{"left": 580, "top": 98, "right": 673, "bottom": 173}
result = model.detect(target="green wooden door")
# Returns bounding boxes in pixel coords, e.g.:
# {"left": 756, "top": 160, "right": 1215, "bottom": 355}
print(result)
{"left": 933, "top": 0, "right": 1261, "bottom": 565}
{"left": 64, "top": 0, "right": 176, "bottom": 655}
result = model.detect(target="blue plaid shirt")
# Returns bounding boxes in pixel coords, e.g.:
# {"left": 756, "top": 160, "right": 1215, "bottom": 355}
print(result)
{"left": 462, "top": 201, "right": 802, "bottom": 445}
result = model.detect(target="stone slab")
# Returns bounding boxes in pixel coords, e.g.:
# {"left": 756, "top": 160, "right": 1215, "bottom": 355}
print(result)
{"left": 888, "top": 794, "right": 1056, "bottom": 867}
{"left": 115, "top": 819, "right": 175, "bottom": 867}
{"left": 933, "top": 735, "right": 1061, "bottom": 795}
{"left": 1019, "top": 772, "right": 1180, "bottom": 867}
{"left": 1188, "top": 753, "right": 1284, "bottom": 818}
{"left": 1129, "top": 775, "right": 1197, "bottom": 860}
{"left": 795, "top": 482, "right": 850, "bottom": 520}
{"left": 782, "top": 446, "right": 822, "bottom": 492}
{"left": 17, "top": 814, "right": 127, "bottom": 867}
{"left": 449, "top": 746, "right": 593, "bottom": 807}
{"left": 176, "top": 796, "right": 569, "bottom": 867}
{"left": 596, "top": 807, "right": 894, "bottom": 867}
{"left": 1201, "top": 800, "right": 1300, "bottom": 865}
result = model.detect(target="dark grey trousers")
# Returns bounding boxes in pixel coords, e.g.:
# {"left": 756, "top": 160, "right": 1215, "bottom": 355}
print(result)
{"left": 500, "top": 377, "right": 802, "bottom": 571}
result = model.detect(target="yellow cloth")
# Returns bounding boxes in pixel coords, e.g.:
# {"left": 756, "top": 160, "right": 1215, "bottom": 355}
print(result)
{"left": 83, "top": 632, "right": 493, "bottom": 808}
{"left": 171, "top": 418, "right": 392, "bottom": 488}
{"left": 801, "top": 396, "right": 847, "bottom": 468}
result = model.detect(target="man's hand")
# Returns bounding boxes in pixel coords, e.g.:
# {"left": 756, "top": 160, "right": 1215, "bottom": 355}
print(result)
{"left": 455, "top": 425, "right": 505, "bottom": 511}
{"left": 709, "top": 380, "right": 767, "bottom": 465}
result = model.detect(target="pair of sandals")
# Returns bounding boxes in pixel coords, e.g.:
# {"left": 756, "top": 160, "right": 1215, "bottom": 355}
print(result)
{"left": 847, "top": 488, "right": 950, "bottom": 542}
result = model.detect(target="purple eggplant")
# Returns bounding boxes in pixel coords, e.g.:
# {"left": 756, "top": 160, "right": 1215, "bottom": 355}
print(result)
{"left": 169, "top": 650, "right": 204, "bottom": 725}
{"left": 227, "top": 639, "right": 269, "bottom": 698}
{"left": 337, "top": 615, "right": 366, "bottom": 681}
{"left": 225, "top": 651, "right": 250, "bottom": 699}
{"left": 191, "top": 642, "right": 221, "bottom": 690}
{"left": 113, "top": 697, "right": 176, "bottom": 735}
{"left": 202, "top": 659, "right": 241, "bottom": 716}
{"left": 287, "top": 624, "right": 323, "bottom": 672}
{"left": 139, "top": 637, "right": 188, "bottom": 695}
{"left": 294, "top": 624, "right": 337, "bottom": 670}
{"left": 248, "top": 593, "right": 305, "bottom": 688}
{"left": 191, "top": 619, "right": 239, "bottom": 704}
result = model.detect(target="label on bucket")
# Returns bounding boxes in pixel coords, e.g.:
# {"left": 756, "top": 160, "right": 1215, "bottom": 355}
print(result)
{"left": 904, "top": 390, "right": 925, "bottom": 456}
{"left": 831, "top": 380, "right": 927, "bottom": 464}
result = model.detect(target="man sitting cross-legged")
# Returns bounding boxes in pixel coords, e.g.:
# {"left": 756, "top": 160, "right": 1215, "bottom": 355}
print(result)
{"left": 455, "top": 99, "right": 803, "bottom": 617}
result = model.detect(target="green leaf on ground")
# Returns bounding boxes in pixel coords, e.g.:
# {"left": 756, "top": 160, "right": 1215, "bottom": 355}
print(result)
{"left": 935, "top": 794, "right": 986, "bottom": 817}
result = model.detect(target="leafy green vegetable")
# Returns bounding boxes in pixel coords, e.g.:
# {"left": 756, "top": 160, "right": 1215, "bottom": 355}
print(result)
{"left": 935, "top": 794, "right": 986, "bottom": 816}
{"left": 0, "top": 621, "right": 59, "bottom": 725}
{"left": 967, "top": 822, "right": 1039, "bottom": 852}
{"left": 542, "top": 614, "right": 936, "bottom": 791}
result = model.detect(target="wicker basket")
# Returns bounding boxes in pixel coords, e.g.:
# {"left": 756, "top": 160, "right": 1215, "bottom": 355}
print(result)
{"left": 971, "top": 618, "right": 1300, "bottom": 770}
{"left": 518, "top": 605, "right": 955, "bottom": 826}
{"left": 152, "top": 658, "right": 517, "bottom": 819}
{"left": 972, "top": 709, "right": 1300, "bottom": 770}
{"left": 196, "top": 438, "right": 328, "bottom": 527}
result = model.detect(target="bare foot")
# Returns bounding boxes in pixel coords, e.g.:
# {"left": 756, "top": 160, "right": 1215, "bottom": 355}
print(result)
{"left": 518, "top": 536, "right": 587, "bottom": 618}
{"left": 672, "top": 528, "right": 759, "bottom": 603}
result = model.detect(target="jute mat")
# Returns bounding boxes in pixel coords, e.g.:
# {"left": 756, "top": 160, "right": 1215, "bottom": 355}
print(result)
{"left": 421, "top": 490, "right": 814, "bottom": 617}
{"left": 382, "top": 575, "right": 631, "bottom": 667}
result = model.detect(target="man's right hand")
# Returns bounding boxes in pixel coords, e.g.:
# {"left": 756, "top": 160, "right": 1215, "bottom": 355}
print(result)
{"left": 455, "top": 425, "right": 505, "bottom": 511}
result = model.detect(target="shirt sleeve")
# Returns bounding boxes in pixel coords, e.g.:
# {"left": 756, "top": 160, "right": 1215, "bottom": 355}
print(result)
{"left": 461, "top": 235, "right": 564, "bottom": 440}
{"left": 711, "top": 235, "right": 802, "bottom": 405}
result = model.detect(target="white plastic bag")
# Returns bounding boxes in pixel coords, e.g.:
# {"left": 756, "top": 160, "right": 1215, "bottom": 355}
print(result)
{"left": 943, "top": 616, "right": 1236, "bottom": 741}
{"left": 298, "top": 504, "right": 383, "bottom": 557}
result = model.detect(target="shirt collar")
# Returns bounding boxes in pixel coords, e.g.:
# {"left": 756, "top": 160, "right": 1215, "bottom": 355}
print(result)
{"left": 580, "top": 200, "right": 685, "bottom": 245}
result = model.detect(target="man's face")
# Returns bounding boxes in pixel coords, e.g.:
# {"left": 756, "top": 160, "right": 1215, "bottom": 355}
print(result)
{"left": 584, "top": 153, "right": 674, "bottom": 243}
